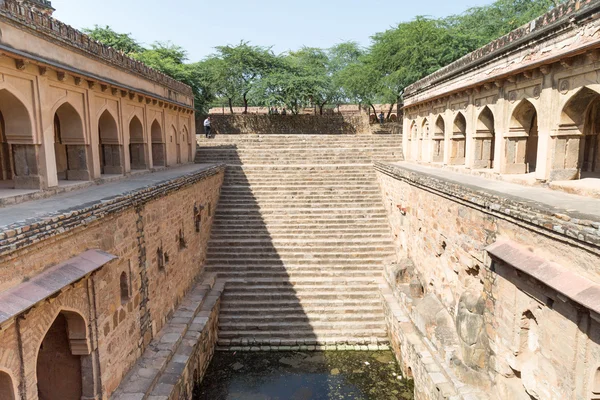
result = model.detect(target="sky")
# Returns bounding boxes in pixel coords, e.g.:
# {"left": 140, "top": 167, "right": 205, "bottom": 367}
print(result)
{"left": 52, "top": 0, "right": 496, "bottom": 62}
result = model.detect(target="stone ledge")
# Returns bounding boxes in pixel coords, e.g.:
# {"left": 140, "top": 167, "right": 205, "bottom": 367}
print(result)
{"left": 404, "top": 0, "right": 598, "bottom": 98}
{"left": 0, "top": 0, "right": 192, "bottom": 97}
{"left": 374, "top": 162, "right": 600, "bottom": 251}
{"left": 0, "top": 249, "right": 116, "bottom": 327}
{"left": 111, "top": 279, "right": 223, "bottom": 400}
{"left": 487, "top": 239, "right": 600, "bottom": 313}
{"left": 0, "top": 165, "right": 224, "bottom": 257}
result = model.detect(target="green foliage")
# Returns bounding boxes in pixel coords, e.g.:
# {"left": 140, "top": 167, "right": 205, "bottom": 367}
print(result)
{"left": 84, "top": 0, "right": 561, "bottom": 115}
{"left": 82, "top": 25, "right": 144, "bottom": 54}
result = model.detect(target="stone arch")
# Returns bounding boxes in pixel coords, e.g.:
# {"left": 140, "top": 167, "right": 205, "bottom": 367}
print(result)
{"left": 120, "top": 271, "right": 129, "bottom": 304}
{"left": 406, "top": 121, "right": 416, "bottom": 160}
{"left": 0, "top": 88, "right": 39, "bottom": 189}
{"left": 36, "top": 310, "right": 92, "bottom": 400}
{"left": 418, "top": 118, "right": 429, "bottom": 161}
{"left": 173, "top": 125, "right": 181, "bottom": 164}
{"left": 450, "top": 112, "right": 467, "bottom": 165}
{"left": 591, "top": 367, "right": 600, "bottom": 398}
{"left": 54, "top": 102, "right": 90, "bottom": 181}
{"left": 151, "top": 119, "right": 165, "bottom": 167}
{"left": 474, "top": 106, "right": 495, "bottom": 169}
{"left": 98, "top": 109, "right": 123, "bottom": 175}
{"left": 506, "top": 100, "right": 538, "bottom": 174}
{"left": 432, "top": 115, "right": 445, "bottom": 162}
{"left": 182, "top": 125, "right": 191, "bottom": 163}
{"left": 552, "top": 87, "right": 600, "bottom": 180}
{"left": 129, "top": 116, "right": 147, "bottom": 170}
{"left": 0, "top": 369, "right": 16, "bottom": 400}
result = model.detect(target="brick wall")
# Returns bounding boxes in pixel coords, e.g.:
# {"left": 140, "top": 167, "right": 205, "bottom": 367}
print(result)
{"left": 376, "top": 163, "right": 600, "bottom": 399}
{"left": 206, "top": 114, "right": 371, "bottom": 135}
{"left": 0, "top": 167, "right": 224, "bottom": 398}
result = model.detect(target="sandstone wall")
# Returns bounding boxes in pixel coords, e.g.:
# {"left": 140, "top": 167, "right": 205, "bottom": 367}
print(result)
{"left": 0, "top": 167, "right": 224, "bottom": 399}
{"left": 207, "top": 114, "right": 371, "bottom": 135}
{"left": 376, "top": 164, "right": 600, "bottom": 400}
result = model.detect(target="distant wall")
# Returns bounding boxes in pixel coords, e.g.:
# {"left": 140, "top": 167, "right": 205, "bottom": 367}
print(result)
{"left": 207, "top": 114, "right": 371, "bottom": 135}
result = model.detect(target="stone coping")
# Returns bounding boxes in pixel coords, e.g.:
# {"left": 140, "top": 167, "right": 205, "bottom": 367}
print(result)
{"left": 0, "top": 249, "right": 116, "bottom": 327}
{"left": 404, "top": 0, "right": 598, "bottom": 97}
{"left": 487, "top": 240, "right": 600, "bottom": 314}
{"left": 0, "top": 164, "right": 224, "bottom": 257}
{"left": 0, "top": 0, "right": 192, "bottom": 97}
{"left": 374, "top": 162, "right": 600, "bottom": 250}
{"left": 111, "top": 277, "right": 223, "bottom": 400}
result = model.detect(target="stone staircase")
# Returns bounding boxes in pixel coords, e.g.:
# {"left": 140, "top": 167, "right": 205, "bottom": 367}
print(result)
{"left": 196, "top": 134, "right": 403, "bottom": 347}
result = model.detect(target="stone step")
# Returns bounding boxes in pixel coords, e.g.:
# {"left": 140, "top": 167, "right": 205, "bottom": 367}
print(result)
{"left": 211, "top": 270, "right": 383, "bottom": 278}
{"left": 205, "top": 264, "right": 387, "bottom": 272}
{"left": 219, "top": 304, "right": 384, "bottom": 315}
{"left": 214, "top": 207, "right": 387, "bottom": 215}
{"left": 218, "top": 320, "right": 384, "bottom": 331}
{"left": 218, "top": 313, "right": 384, "bottom": 324}
{"left": 222, "top": 291, "right": 379, "bottom": 302}
{"left": 206, "top": 252, "right": 395, "bottom": 260}
{"left": 224, "top": 277, "right": 379, "bottom": 286}
{"left": 209, "top": 233, "right": 391, "bottom": 241}
{"left": 205, "top": 258, "right": 391, "bottom": 265}
{"left": 217, "top": 328, "right": 388, "bottom": 340}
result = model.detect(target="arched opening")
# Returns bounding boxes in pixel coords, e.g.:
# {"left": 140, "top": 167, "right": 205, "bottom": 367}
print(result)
{"left": 151, "top": 120, "right": 165, "bottom": 167}
{"left": 54, "top": 103, "right": 90, "bottom": 182}
{"left": 406, "top": 121, "right": 415, "bottom": 160}
{"left": 591, "top": 367, "right": 600, "bottom": 396}
{"left": 474, "top": 106, "right": 495, "bottom": 169}
{"left": 173, "top": 125, "right": 181, "bottom": 164}
{"left": 554, "top": 87, "right": 600, "bottom": 180}
{"left": 129, "top": 116, "right": 147, "bottom": 170}
{"left": 432, "top": 116, "right": 445, "bottom": 162}
{"left": 506, "top": 100, "right": 538, "bottom": 174}
{"left": 183, "top": 126, "right": 191, "bottom": 163}
{"left": 0, "top": 89, "right": 39, "bottom": 189}
{"left": 36, "top": 311, "right": 92, "bottom": 400}
{"left": 98, "top": 110, "right": 123, "bottom": 175}
{"left": 450, "top": 113, "right": 467, "bottom": 165}
{"left": 0, "top": 370, "right": 15, "bottom": 400}
{"left": 418, "top": 119, "right": 429, "bottom": 161}
{"left": 120, "top": 271, "right": 129, "bottom": 304}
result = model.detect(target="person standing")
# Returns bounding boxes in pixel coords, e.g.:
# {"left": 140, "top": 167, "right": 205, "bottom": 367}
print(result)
{"left": 204, "top": 116, "right": 212, "bottom": 138}
{"left": 378, "top": 112, "right": 385, "bottom": 126}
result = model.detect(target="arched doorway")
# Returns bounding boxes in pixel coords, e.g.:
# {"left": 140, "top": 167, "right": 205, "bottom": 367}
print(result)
{"left": 183, "top": 126, "right": 191, "bottom": 163}
{"left": 0, "top": 370, "right": 15, "bottom": 400}
{"left": 433, "top": 116, "right": 445, "bottom": 162}
{"left": 174, "top": 126, "right": 181, "bottom": 164}
{"left": 419, "top": 119, "right": 428, "bottom": 161}
{"left": 129, "top": 116, "right": 147, "bottom": 170}
{"left": 555, "top": 87, "right": 600, "bottom": 180}
{"left": 37, "top": 311, "right": 92, "bottom": 400}
{"left": 406, "top": 121, "right": 416, "bottom": 160}
{"left": 507, "top": 100, "right": 538, "bottom": 174}
{"left": 474, "top": 106, "right": 495, "bottom": 169}
{"left": 450, "top": 113, "right": 466, "bottom": 165}
{"left": 151, "top": 120, "right": 165, "bottom": 167}
{"left": 54, "top": 103, "right": 89, "bottom": 181}
{"left": 0, "top": 89, "right": 38, "bottom": 189}
{"left": 98, "top": 110, "right": 123, "bottom": 175}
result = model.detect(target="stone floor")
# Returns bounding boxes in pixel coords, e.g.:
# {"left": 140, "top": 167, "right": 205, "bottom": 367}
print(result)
{"left": 0, "top": 164, "right": 216, "bottom": 228}
{"left": 194, "top": 351, "right": 413, "bottom": 400}
{"left": 393, "top": 162, "right": 600, "bottom": 219}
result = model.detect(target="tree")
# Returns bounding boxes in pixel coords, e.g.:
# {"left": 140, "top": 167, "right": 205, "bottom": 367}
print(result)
{"left": 82, "top": 25, "right": 144, "bottom": 54}
{"left": 336, "top": 60, "right": 382, "bottom": 117}
{"left": 210, "top": 42, "right": 276, "bottom": 113}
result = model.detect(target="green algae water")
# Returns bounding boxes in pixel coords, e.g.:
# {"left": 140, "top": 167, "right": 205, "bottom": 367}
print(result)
{"left": 194, "top": 351, "right": 414, "bottom": 400}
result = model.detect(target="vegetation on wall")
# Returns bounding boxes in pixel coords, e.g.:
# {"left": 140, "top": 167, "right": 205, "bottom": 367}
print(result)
{"left": 84, "top": 0, "right": 559, "bottom": 115}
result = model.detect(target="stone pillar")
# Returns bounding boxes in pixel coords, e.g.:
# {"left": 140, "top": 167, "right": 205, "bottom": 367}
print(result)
{"left": 536, "top": 67, "right": 555, "bottom": 181}
{"left": 66, "top": 145, "right": 91, "bottom": 180}
{"left": 101, "top": 145, "right": 123, "bottom": 175}
{"left": 12, "top": 144, "right": 41, "bottom": 189}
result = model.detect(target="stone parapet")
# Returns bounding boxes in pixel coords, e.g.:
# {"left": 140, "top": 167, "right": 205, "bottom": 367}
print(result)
{"left": 374, "top": 162, "right": 600, "bottom": 252}
{"left": 0, "top": 0, "right": 192, "bottom": 97}
{"left": 405, "top": 0, "right": 599, "bottom": 100}
{"left": 0, "top": 165, "right": 225, "bottom": 257}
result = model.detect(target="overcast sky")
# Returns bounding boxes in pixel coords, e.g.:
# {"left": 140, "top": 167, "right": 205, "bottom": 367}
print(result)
{"left": 52, "top": 0, "right": 496, "bottom": 62}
